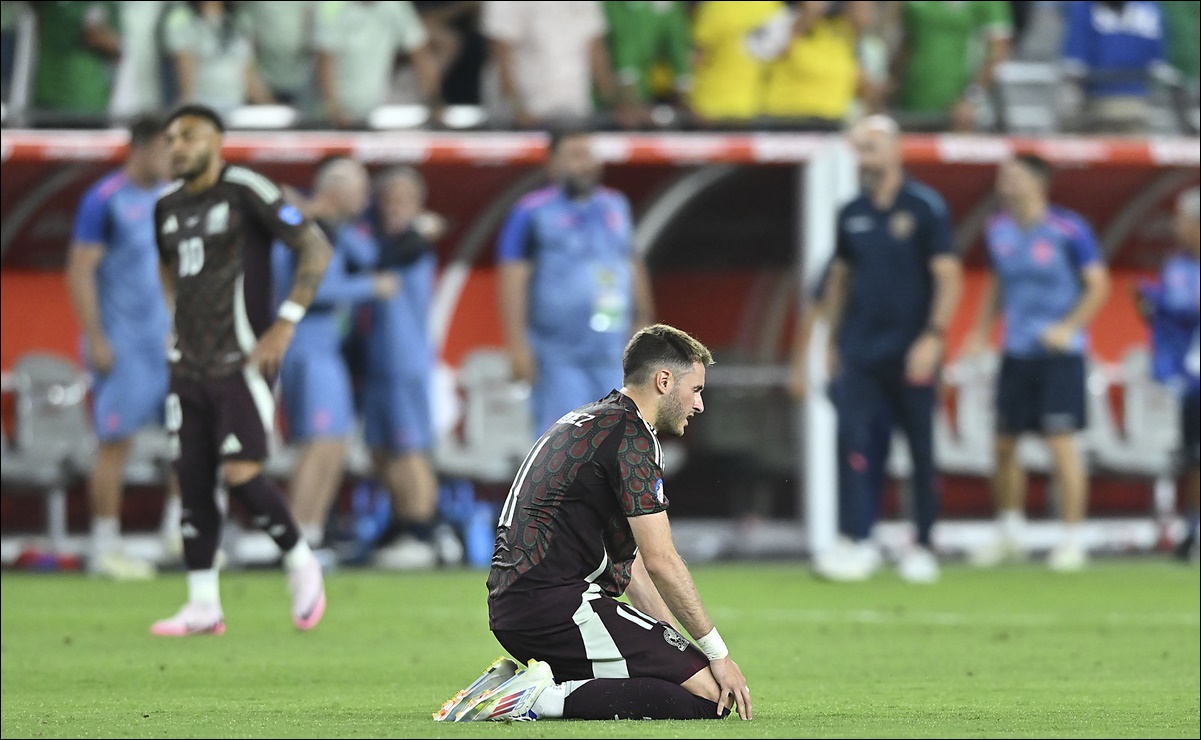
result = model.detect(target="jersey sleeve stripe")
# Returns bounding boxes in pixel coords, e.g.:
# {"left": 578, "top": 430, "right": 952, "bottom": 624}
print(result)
{"left": 225, "top": 166, "right": 282, "bottom": 204}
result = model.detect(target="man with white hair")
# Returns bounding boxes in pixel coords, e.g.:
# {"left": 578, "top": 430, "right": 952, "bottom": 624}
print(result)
{"left": 1136, "top": 186, "right": 1200, "bottom": 562}
{"left": 272, "top": 156, "right": 400, "bottom": 551}
{"left": 817, "top": 114, "right": 963, "bottom": 583}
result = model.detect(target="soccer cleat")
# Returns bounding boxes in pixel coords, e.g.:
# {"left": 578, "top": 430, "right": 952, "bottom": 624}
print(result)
{"left": 967, "top": 535, "right": 1027, "bottom": 568}
{"left": 452, "top": 659, "right": 554, "bottom": 722}
{"left": 1046, "top": 541, "right": 1088, "bottom": 573}
{"left": 150, "top": 601, "right": 225, "bottom": 636}
{"left": 373, "top": 536, "right": 438, "bottom": 570}
{"left": 288, "top": 555, "right": 327, "bottom": 631}
{"left": 89, "top": 551, "right": 157, "bottom": 581}
{"left": 812, "top": 537, "right": 881, "bottom": 582}
{"left": 432, "top": 657, "right": 522, "bottom": 721}
{"left": 897, "top": 546, "right": 940, "bottom": 584}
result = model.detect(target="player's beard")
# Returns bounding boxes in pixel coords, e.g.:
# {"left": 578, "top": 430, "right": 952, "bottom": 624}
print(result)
{"left": 176, "top": 150, "right": 212, "bottom": 183}
{"left": 656, "top": 388, "right": 689, "bottom": 437}
{"left": 561, "top": 172, "right": 599, "bottom": 200}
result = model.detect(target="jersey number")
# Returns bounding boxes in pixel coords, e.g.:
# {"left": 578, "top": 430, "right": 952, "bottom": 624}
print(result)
{"left": 178, "top": 236, "right": 206, "bottom": 277}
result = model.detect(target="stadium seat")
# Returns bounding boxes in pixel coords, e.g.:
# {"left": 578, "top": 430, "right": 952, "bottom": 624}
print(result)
{"left": 433, "top": 348, "right": 534, "bottom": 485}
{"left": 225, "top": 105, "right": 300, "bottom": 130}
{"left": 1, "top": 353, "right": 94, "bottom": 553}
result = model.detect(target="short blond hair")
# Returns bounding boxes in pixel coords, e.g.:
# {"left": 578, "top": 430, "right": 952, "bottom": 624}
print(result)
{"left": 622, "top": 324, "right": 714, "bottom": 386}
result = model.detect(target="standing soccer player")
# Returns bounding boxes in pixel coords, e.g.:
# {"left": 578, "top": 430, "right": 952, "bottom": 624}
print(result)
{"left": 66, "top": 113, "right": 181, "bottom": 580}
{"left": 818, "top": 114, "right": 963, "bottom": 584}
{"left": 435, "top": 324, "right": 751, "bottom": 723}
{"left": 150, "top": 104, "right": 333, "bottom": 636}
{"left": 964, "top": 153, "right": 1110, "bottom": 572}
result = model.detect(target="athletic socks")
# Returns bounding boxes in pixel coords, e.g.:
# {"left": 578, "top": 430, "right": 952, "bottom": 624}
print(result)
{"left": 559, "top": 677, "right": 729, "bottom": 720}
{"left": 227, "top": 474, "right": 301, "bottom": 554}
{"left": 999, "top": 509, "right": 1026, "bottom": 541}
{"left": 91, "top": 516, "right": 120, "bottom": 558}
{"left": 187, "top": 568, "right": 220, "bottom": 606}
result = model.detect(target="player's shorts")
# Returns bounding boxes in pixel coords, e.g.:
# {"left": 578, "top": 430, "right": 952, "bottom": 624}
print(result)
{"left": 492, "top": 594, "right": 710, "bottom": 685}
{"left": 361, "top": 373, "right": 433, "bottom": 454}
{"left": 167, "top": 368, "right": 274, "bottom": 465}
{"left": 89, "top": 346, "right": 169, "bottom": 443}
{"left": 995, "top": 353, "right": 1087, "bottom": 436}
{"left": 1182, "top": 388, "right": 1200, "bottom": 468}
{"left": 279, "top": 350, "right": 353, "bottom": 442}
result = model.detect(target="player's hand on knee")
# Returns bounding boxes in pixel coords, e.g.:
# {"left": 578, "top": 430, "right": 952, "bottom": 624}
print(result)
{"left": 710, "top": 656, "right": 752, "bottom": 720}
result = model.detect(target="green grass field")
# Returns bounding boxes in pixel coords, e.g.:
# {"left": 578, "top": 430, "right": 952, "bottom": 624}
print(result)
{"left": 1, "top": 559, "right": 1197, "bottom": 739}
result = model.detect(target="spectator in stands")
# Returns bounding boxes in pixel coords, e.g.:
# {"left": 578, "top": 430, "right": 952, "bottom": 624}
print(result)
{"left": 314, "top": 0, "right": 442, "bottom": 129}
{"left": 272, "top": 157, "right": 399, "bottom": 552}
{"left": 497, "top": 125, "right": 656, "bottom": 435}
{"left": 1159, "top": 0, "right": 1199, "bottom": 88}
{"left": 762, "top": 1, "right": 875, "bottom": 129}
{"left": 888, "top": 0, "right": 1013, "bottom": 132}
{"left": 1060, "top": 0, "right": 1167, "bottom": 134}
{"left": 414, "top": 2, "right": 485, "bottom": 106}
{"left": 360, "top": 166, "right": 463, "bottom": 570}
{"left": 241, "top": 1, "right": 317, "bottom": 110}
{"left": 815, "top": 114, "right": 962, "bottom": 584}
{"left": 65, "top": 114, "right": 180, "bottom": 580}
{"left": 689, "top": 0, "right": 788, "bottom": 126}
{"left": 603, "top": 1, "right": 693, "bottom": 129}
{"left": 481, "top": 1, "right": 618, "bottom": 129}
{"left": 2, "top": 1, "right": 29, "bottom": 103}
{"left": 160, "top": 1, "right": 275, "bottom": 114}
{"left": 30, "top": 1, "right": 122, "bottom": 122}
{"left": 964, "top": 153, "right": 1110, "bottom": 572}
{"left": 1135, "top": 187, "right": 1200, "bottom": 563}
{"left": 108, "top": 1, "right": 167, "bottom": 120}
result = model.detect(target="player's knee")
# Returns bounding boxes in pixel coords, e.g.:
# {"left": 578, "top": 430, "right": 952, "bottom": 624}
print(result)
{"left": 681, "top": 665, "right": 721, "bottom": 703}
{"left": 222, "top": 460, "right": 261, "bottom": 487}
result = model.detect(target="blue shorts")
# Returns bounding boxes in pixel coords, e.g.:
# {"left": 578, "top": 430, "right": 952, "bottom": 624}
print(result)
{"left": 531, "top": 354, "right": 624, "bottom": 435}
{"left": 1182, "top": 388, "right": 1200, "bottom": 468}
{"left": 362, "top": 374, "right": 432, "bottom": 454}
{"left": 995, "top": 354, "right": 1087, "bottom": 436}
{"left": 279, "top": 350, "right": 354, "bottom": 442}
{"left": 89, "top": 345, "right": 169, "bottom": 442}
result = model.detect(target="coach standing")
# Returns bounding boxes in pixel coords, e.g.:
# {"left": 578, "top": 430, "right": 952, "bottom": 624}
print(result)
{"left": 817, "top": 115, "right": 963, "bottom": 584}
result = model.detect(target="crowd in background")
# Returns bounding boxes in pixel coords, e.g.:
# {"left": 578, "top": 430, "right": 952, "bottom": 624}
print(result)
{"left": 0, "top": 1, "right": 1198, "bottom": 134}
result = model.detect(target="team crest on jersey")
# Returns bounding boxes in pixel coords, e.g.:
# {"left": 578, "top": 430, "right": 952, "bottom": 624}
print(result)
{"left": 206, "top": 201, "right": 230, "bottom": 234}
{"left": 163, "top": 214, "right": 179, "bottom": 234}
{"left": 662, "top": 627, "right": 689, "bottom": 652}
{"left": 1032, "top": 239, "right": 1055, "bottom": 265}
{"left": 889, "top": 211, "right": 915, "bottom": 240}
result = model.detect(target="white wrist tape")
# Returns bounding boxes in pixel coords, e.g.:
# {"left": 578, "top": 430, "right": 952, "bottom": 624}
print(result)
{"left": 278, "top": 300, "right": 306, "bottom": 324}
{"left": 696, "top": 627, "right": 728, "bottom": 661}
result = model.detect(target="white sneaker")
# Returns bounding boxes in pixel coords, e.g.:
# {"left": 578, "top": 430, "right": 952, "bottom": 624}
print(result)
{"left": 897, "top": 546, "right": 940, "bottom": 584}
{"left": 967, "top": 535, "right": 1027, "bottom": 568}
{"left": 813, "top": 537, "right": 881, "bottom": 582}
{"left": 432, "top": 523, "right": 465, "bottom": 567}
{"left": 89, "top": 551, "right": 157, "bottom": 581}
{"left": 150, "top": 601, "right": 225, "bottom": 636}
{"left": 373, "top": 536, "right": 438, "bottom": 570}
{"left": 452, "top": 659, "right": 555, "bottom": 722}
{"left": 1047, "top": 541, "right": 1088, "bottom": 572}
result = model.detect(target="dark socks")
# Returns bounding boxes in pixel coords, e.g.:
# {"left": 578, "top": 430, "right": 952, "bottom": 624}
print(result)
{"left": 227, "top": 475, "right": 301, "bottom": 553}
{"left": 562, "top": 678, "right": 729, "bottom": 721}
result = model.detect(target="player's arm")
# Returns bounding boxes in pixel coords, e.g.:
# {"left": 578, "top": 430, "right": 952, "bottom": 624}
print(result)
{"left": 496, "top": 203, "right": 536, "bottom": 383}
{"left": 1042, "top": 218, "right": 1110, "bottom": 352}
{"left": 624, "top": 551, "right": 675, "bottom": 625}
{"left": 1061, "top": 264, "right": 1110, "bottom": 333}
{"left": 65, "top": 241, "right": 112, "bottom": 373}
{"left": 631, "top": 257, "right": 655, "bottom": 331}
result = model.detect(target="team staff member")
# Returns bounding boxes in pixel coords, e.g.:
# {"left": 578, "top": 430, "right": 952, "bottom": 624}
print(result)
{"left": 820, "top": 114, "right": 963, "bottom": 584}
{"left": 964, "top": 153, "right": 1110, "bottom": 572}
{"left": 150, "top": 104, "right": 332, "bottom": 636}
{"left": 497, "top": 126, "right": 655, "bottom": 435}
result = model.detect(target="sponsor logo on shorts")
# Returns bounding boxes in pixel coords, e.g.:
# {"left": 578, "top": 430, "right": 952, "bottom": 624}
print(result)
{"left": 662, "top": 627, "right": 689, "bottom": 652}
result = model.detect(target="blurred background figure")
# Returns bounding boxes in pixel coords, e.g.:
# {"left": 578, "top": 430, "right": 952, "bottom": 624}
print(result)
{"left": 762, "top": 1, "right": 876, "bottom": 130}
{"left": 1135, "top": 186, "right": 1200, "bottom": 563}
{"left": 888, "top": 0, "right": 1013, "bottom": 132}
{"left": 360, "top": 166, "right": 462, "bottom": 570}
{"left": 65, "top": 114, "right": 179, "bottom": 580}
{"left": 1060, "top": 0, "right": 1167, "bottom": 134}
{"left": 481, "top": 0, "right": 617, "bottom": 129}
{"left": 497, "top": 126, "right": 656, "bottom": 435}
{"left": 30, "top": 0, "right": 122, "bottom": 124}
{"left": 413, "top": 2, "right": 485, "bottom": 106}
{"left": 159, "top": 0, "right": 275, "bottom": 114}
{"left": 815, "top": 114, "right": 962, "bottom": 584}
{"left": 688, "top": 0, "right": 787, "bottom": 126}
{"left": 965, "top": 153, "right": 1110, "bottom": 572}
{"left": 108, "top": 1, "right": 166, "bottom": 120}
{"left": 272, "top": 156, "right": 398, "bottom": 554}
{"left": 314, "top": 0, "right": 441, "bottom": 129}
{"left": 241, "top": 1, "right": 317, "bottom": 111}
{"left": 602, "top": 0, "right": 693, "bottom": 129}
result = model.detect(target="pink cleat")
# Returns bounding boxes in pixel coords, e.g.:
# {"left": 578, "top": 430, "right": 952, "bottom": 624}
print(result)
{"left": 288, "top": 555, "right": 326, "bottom": 631}
{"left": 150, "top": 602, "right": 225, "bottom": 637}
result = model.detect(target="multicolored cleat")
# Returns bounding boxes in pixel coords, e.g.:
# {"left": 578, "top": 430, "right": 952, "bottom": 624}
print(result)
{"left": 435, "top": 658, "right": 554, "bottom": 722}
{"left": 432, "top": 656, "right": 521, "bottom": 721}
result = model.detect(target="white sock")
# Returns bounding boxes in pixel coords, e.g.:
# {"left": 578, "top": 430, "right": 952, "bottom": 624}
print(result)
{"left": 91, "top": 517, "right": 120, "bottom": 557}
{"left": 300, "top": 523, "right": 325, "bottom": 548}
{"left": 998, "top": 509, "right": 1025, "bottom": 541}
{"left": 284, "top": 539, "right": 315, "bottom": 571}
{"left": 1062, "top": 523, "right": 1083, "bottom": 547}
{"left": 187, "top": 569, "right": 221, "bottom": 606}
{"left": 530, "top": 679, "right": 590, "bottom": 719}
{"left": 161, "top": 496, "right": 182, "bottom": 535}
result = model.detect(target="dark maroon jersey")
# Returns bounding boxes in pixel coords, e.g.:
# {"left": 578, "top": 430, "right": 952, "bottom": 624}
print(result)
{"left": 155, "top": 165, "right": 313, "bottom": 380}
{"left": 488, "top": 390, "right": 669, "bottom": 631}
